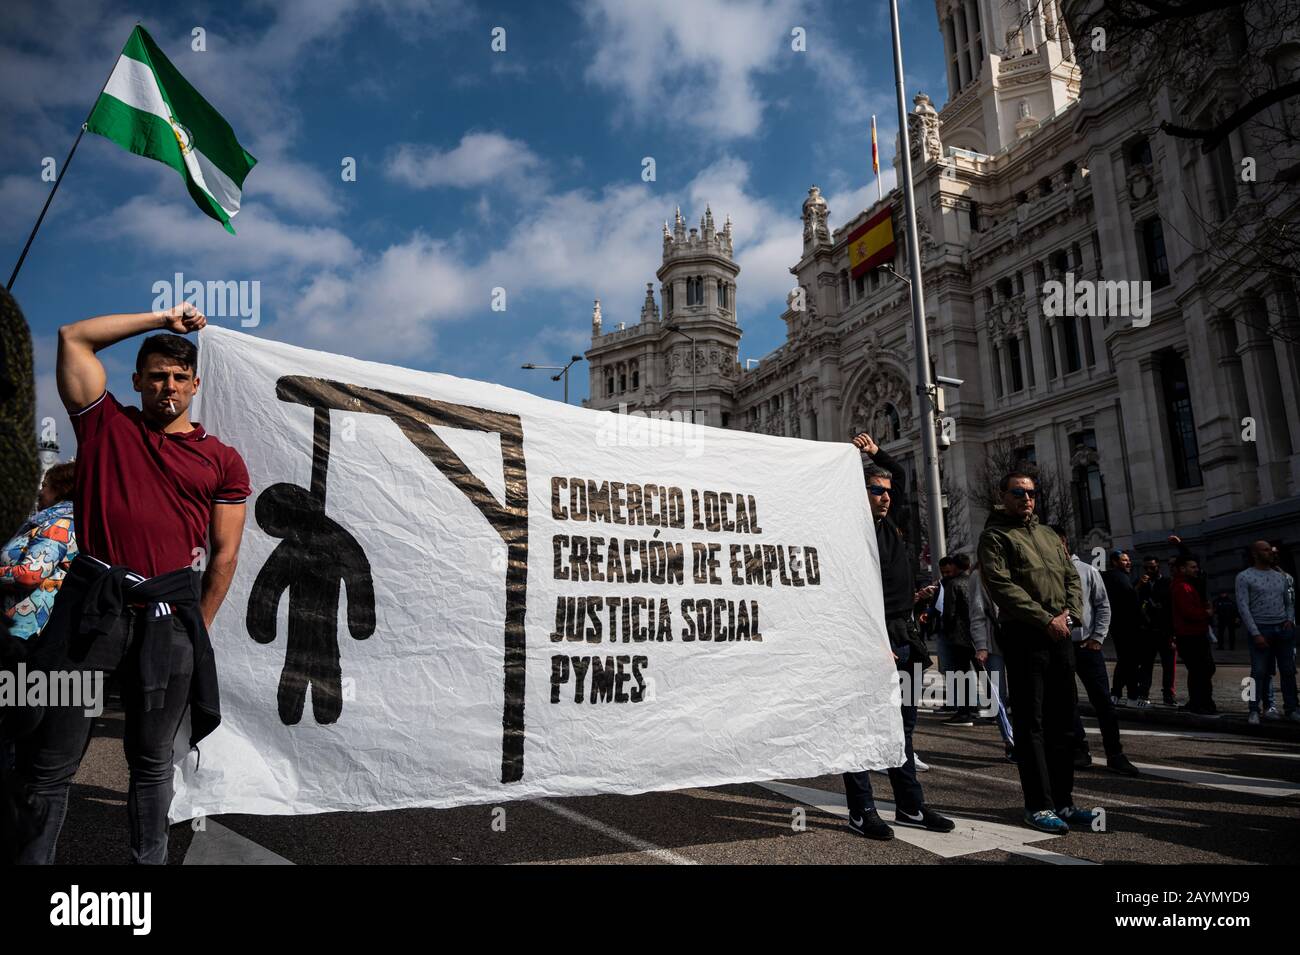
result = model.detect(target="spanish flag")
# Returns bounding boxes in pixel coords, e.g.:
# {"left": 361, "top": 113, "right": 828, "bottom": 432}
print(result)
{"left": 847, "top": 205, "right": 896, "bottom": 278}
{"left": 871, "top": 115, "right": 879, "bottom": 176}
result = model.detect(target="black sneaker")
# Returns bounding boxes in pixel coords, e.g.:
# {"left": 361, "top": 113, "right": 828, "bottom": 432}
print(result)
{"left": 1162, "top": 693, "right": 1177, "bottom": 706}
{"left": 847, "top": 809, "right": 894, "bottom": 840}
{"left": 1074, "top": 750, "right": 1093, "bottom": 769}
{"left": 894, "top": 806, "right": 956, "bottom": 833}
{"left": 1107, "top": 754, "right": 1140, "bottom": 777}
{"left": 943, "top": 712, "right": 976, "bottom": 727}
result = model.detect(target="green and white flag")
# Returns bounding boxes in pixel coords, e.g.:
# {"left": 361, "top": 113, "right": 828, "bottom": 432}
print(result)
{"left": 87, "top": 26, "right": 257, "bottom": 234}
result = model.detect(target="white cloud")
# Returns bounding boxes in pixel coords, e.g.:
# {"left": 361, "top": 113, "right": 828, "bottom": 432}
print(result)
{"left": 88, "top": 193, "right": 359, "bottom": 275}
{"left": 386, "top": 132, "right": 545, "bottom": 193}
{"left": 581, "top": 0, "right": 802, "bottom": 139}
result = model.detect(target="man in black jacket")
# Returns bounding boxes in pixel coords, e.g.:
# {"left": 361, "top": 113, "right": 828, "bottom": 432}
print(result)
{"left": 841, "top": 432, "right": 954, "bottom": 841}
{"left": 1103, "top": 550, "right": 1145, "bottom": 705}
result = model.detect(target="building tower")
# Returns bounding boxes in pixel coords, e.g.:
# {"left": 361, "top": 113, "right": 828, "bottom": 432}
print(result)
{"left": 933, "top": 0, "right": 1079, "bottom": 155}
{"left": 585, "top": 206, "right": 741, "bottom": 427}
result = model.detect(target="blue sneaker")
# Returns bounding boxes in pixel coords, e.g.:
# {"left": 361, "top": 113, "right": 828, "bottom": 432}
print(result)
{"left": 1056, "top": 806, "right": 1100, "bottom": 828}
{"left": 1024, "top": 809, "right": 1070, "bottom": 834}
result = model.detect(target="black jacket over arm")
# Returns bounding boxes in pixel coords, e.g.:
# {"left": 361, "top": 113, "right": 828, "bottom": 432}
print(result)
{"left": 32, "top": 554, "right": 220, "bottom": 747}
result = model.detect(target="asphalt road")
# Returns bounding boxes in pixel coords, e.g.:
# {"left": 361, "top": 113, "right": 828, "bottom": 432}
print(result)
{"left": 52, "top": 692, "right": 1300, "bottom": 866}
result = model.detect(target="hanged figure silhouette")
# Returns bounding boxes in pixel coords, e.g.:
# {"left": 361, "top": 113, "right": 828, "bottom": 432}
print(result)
{"left": 247, "top": 407, "right": 375, "bottom": 725}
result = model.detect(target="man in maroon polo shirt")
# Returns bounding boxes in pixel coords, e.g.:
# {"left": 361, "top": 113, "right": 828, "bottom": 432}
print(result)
{"left": 9, "top": 302, "right": 249, "bottom": 865}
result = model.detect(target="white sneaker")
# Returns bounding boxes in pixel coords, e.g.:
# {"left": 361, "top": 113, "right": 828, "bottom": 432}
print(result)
{"left": 1134, "top": 698, "right": 1151, "bottom": 708}
{"left": 1248, "top": 712, "right": 1261, "bottom": 726}
{"left": 913, "top": 755, "right": 930, "bottom": 772}
{"left": 1265, "top": 706, "right": 1281, "bottom": 721}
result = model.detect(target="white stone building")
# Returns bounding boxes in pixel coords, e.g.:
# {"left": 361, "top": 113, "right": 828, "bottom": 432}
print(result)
{"left": 584, "top": 0, "right": 1300, "bottom": 589}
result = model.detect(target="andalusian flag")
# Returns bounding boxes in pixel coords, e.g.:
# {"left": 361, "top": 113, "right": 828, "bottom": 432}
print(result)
{"left": 847, "top": 205, "right": 896, "bottom": 278}
{"left": 86, "top": 26, "right": 256, "bottom": 234}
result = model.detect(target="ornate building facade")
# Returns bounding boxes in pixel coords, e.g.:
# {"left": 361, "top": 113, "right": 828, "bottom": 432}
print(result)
{"left": 584, "top": 0, "right": 1300, "bottom": 587}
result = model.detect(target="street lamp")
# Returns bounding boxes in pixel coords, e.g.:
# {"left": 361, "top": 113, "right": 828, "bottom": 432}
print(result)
{"left": 887, "top": 0, "right": 947, "bottom": 577}
{"left": 662, "top": 327, "right": 699, "bottom": 424}
{"left": 522, "top": 355, "right": 584, "bottom": 404}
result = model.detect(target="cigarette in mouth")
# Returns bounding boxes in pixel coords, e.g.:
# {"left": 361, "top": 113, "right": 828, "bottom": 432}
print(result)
{"left": 166, "top": 399, "right": 176, "bottom": 414}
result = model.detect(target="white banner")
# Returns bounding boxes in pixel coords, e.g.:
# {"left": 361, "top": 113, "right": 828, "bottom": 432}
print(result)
{"left": 170, "top": 326, "right": 903, "bottom": 820}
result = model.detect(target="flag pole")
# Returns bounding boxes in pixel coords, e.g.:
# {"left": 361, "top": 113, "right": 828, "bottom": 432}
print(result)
{"left": 6, "top": 123, "right": 88, "bottom": 292}
{"left": 5, "top": 29, "right": 129, "bottom": 293}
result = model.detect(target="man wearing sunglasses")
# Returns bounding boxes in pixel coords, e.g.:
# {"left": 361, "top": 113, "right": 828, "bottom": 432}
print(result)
{"left": 978, "top": 472, "right": 1094, "bottom": 834}
{"left": 841, "top": 432, "right": 954, "bottom": 841}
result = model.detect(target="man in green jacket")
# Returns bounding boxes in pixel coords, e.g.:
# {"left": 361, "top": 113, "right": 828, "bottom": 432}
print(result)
{"left": 978, "top": 471, "right": 1096, "bottom": 834}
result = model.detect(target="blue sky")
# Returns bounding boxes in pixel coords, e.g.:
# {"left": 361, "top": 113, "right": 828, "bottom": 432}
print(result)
{"left": 1, "top": 0, "right": 950, "bottom": 453}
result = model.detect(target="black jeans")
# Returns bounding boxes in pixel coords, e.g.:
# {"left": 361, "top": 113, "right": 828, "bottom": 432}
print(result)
{"left": 1136, "top": 629, "right": 1176, "bottom": 700}
{"left": 13, "top": 612, "right": 193, "bottom": 864}
{"left": 1109, "top": 627, "right": 1140, "bottom": 700}
{"left": 844, "top": 619, "right": 925, "bottom": 817}
{"left": 1000, "top": 624, "right": 1079, "bottom": 814}
{"left": 1176, "top": 632, "right": 1216, "bottom": 712}
{"left": 1073, "top": 644, "right": 1123, "bottom": 758}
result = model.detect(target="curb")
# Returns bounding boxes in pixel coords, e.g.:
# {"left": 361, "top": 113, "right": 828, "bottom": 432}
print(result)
{"left": 1078, "top": 700, "right": 1300, "bottom": 741}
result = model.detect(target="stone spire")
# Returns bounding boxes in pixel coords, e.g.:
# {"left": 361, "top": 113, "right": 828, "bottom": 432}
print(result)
{"left": 591, "top": 298, "right": 602, "bottom": 337}
{"left": 639, "top": 282, "right": 660, "bottom": 323}
{"left": 674, "top": 206, "right": 686, "bottom": 241}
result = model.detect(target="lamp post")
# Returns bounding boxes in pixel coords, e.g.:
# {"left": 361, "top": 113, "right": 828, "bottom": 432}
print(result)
{"left": 662, "top": 327, "right": 699, "bottom": 424}
{"left": 888, "top": 0, "right": 947, "bottom": 577}
{"left": 522, "top": 355, "right": 584, "bottom": 404}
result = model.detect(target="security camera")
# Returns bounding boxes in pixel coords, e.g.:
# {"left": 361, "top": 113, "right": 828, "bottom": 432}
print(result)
{"left": 935, "top": 374, "right": 964, "bottom": 388}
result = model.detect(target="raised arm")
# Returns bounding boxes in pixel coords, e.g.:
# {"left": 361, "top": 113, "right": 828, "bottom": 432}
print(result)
{"left": 56, "top": 304, "right": 206, "bottom": 411}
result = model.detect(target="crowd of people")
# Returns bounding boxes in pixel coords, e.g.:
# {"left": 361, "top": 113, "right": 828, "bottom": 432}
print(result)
{"left": 852, "top": 431, "right": 1297, "bottom": 839}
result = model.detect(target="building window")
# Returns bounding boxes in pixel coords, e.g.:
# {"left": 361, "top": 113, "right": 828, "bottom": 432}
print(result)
{"left": 992, "top": 343, "right": 1004, "bottom": 397}
{"left": 631, "top": 361, "right": 639, "bottom": 390}
{"left": 1039, "top": 176, "right": 1053, "bottom": 197}
{"left": 1071, "top": 431, "right": 1109, "bottom": 535}
{"left": 1014, "top": 445, "right": 1037, "bottom": 468}
{"left": 855, "top": 272, "right": 866, "bottom": 299}
{"left": 1091, "top": 232, "right": 1103, "bottom": 274}
{"left": 606, "top": 374, "right": 614, "bottom": 397}
{"left": 1161, "top": 351, "right": 1202, "bottom": 488}
{"left": 998, "top": 276, "right": 1014, "bottom": 300}
{"left": 1210, "top": 139, "right": 1238, "bottom": 219}
{"left": 1127, "top": 138, "right": 1153, "bottom": 173}
{"left": 984, "top": 288, "right": 995, "bottom": 310}
{"left": 1016, "top": 191, "right": 1028, "bottom": 206}
{"left": 1063, "top": 315, "right": 1083, "bottom": 373}
{"left": 1141, "top": 218, "right": 1171, "bottom": 290}
{"left": 1015, "top": 271, "right": 1025, "bottom": 296}
{"left": 1044, "top": 324, "right": 1058, "bottom": 379}
{"left": 1007, "top": 337, "right": 1025, "bottom": 392}
{"left": 1083, "top": 315, "right": 1096, "bottom": 366}
{"left": 1052, "top": 250, "right": 1069, "bottom": 276}
{"left": 665, "top": 283, "right": 673, "bottom": 316}
{"left": 1033, "top": 261, "right": 1046, "bottom": 288}
{"left": 721, "top": 412, "right": 730, "bottom": 428}
{"left": 968, "top": 200, "right": 980, "bottom": 232}
{"left": 618, "top": 364, "right": 627, "bottom": 393}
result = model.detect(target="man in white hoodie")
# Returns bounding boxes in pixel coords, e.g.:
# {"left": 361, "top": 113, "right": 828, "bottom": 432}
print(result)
{"left": 1053, "top": 526, "right": 1139, "bottom": 776}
